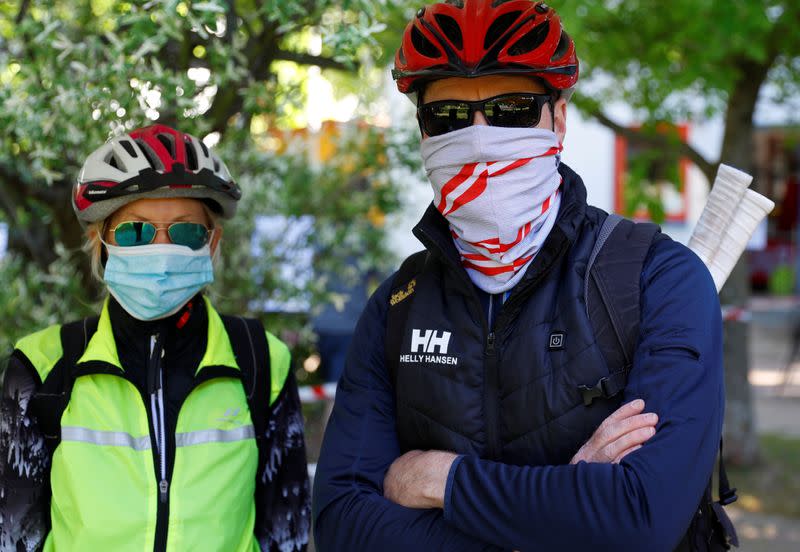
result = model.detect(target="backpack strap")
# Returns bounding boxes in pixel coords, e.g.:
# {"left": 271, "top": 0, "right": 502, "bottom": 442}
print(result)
{"left": 581, "top": 214, "right": 661, "bottom": 406}
{"left": 29, "top": 317, "right": 99, "bottom": 456}
{"left": 585, "top": 215, "right": 739, "bottom": 550}
{"left": 711, "top": 439, "right": 740, "bottom": 548}
{"left": 676, "top": 441, "right": 740, "bottom": 552}
{"left": 219, "top": 315, "right": 271, "bottom": 524}
{"left": 386, "top": 251, "right": 429, "bottom": 390}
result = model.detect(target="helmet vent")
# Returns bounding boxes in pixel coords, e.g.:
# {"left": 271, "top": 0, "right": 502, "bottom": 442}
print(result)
{"left": 106, "top": 152, "right": 122, "bottom": 171}
{"left": 411, "top": 26, "right": 442, "bottom": 59}
{"left": 491, "top": 0, "right": 516, "bottom": 6}
{"left": 508, "top": 20, "right": 550, "bottom": 56}
{"left": 185, "top": 138, "right": 199, "bottom": 171}
{"left": 434, "top": 14, "right": 463, "bottom": 50}
{"left": 444, "top": 0, "right": 464, "bottom": 8}
{"left": 120, "top": 140, "right": 138, "bottom": 158}
{"left": 551, "top": 31, "right": 570, "bottom": 61}
{"left": 200, "top": 140, "right": 210, "bottom": 158}
{"left": 135, "top": 139, "right": 164, "bottom": 171}
{"left": 213, "top": 157, "right": 221, "bottom": 173}
{"left": 398, "top": 46, "right": 407, "bottom": 65}
{"left": 156, "top": 133, "right": 176, "bottom": 158}
{"left": 484, "top": 11, "right": 522, "bottom": 50}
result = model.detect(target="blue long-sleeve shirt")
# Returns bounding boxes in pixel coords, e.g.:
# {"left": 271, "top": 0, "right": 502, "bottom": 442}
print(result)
{"left": 313, "top": 237, "right": 724, "bottom": 551}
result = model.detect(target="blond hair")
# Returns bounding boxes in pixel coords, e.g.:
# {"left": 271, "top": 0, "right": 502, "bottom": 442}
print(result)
{"left": 84, "top": 204, "right": 222, "bottom": 283}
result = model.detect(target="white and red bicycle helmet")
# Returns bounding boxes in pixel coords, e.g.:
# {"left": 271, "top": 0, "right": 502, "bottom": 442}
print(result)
{"left": 73, "top": 125, "right": 241, "bottom": 225}
{"left": 392, "top": 1, "right": 578, "bottom": 100}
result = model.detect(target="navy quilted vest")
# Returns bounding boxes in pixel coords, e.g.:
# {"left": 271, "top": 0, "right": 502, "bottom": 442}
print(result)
{"left": 395, "top": 165, "right": 624, "bottom": 464}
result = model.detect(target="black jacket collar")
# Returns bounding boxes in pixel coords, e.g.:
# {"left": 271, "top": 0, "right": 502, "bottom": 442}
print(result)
{"left": 107, "top": 294, "right": 209, "bottom": 388}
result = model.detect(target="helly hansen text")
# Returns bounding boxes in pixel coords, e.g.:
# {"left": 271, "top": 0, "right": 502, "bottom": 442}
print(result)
{"left": 399, "top": 354, "right": 458, "bottom": 365}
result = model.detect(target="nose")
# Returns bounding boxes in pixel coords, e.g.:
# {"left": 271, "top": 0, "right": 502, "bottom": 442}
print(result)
{"left": 473, "top": 110, "right": 489, "bottom": 126}
{"left": 152, "top": 228, "right": 171, "bottom": 245}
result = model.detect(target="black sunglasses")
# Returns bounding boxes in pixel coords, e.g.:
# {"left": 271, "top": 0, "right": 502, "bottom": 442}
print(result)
{"left": 417, "top": 93, "right": 554, "bottom": 137}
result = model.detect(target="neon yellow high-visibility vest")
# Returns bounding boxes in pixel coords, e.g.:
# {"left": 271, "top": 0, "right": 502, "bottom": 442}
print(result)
{"left": 15, "top": 298, "right": 291, "bottom": 552}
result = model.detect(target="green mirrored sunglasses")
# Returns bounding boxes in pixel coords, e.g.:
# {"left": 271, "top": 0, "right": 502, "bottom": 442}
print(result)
{"left": 111, "top": 221, "right": 212, "bottom": 250}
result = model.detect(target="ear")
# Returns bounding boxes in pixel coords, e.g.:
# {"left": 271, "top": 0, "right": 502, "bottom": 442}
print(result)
{"left": 553, "top": 98, "right": 567, "bottom": 145}
{"left": 210, "top": 225, "right": 223, "bottom": 256}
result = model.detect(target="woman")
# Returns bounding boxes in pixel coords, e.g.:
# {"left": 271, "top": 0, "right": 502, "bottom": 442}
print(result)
{"left": 0, "top": 125, "right": 310, "bottom": 552}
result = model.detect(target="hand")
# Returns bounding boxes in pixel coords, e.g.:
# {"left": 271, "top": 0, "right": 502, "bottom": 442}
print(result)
{"left": 383, "top": 450, "right": 458, "bottom": 509}
{"left": 570, "top": 399, "right": 658, "bottom": 465}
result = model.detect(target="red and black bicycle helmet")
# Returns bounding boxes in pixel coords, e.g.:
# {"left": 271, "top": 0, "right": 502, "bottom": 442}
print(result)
{"left": 73, "top": 125, "right": 241, "bottom": 225}
{"left": 392, "top": 1, "right": 578, "bottom": 99}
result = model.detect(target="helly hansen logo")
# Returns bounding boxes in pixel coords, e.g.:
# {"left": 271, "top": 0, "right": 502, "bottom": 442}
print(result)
{"left": 411, "top": 329, "right": 452, "bottom": 354}
{"left": 401, "top": 329, "right": 459, "bottom": 366}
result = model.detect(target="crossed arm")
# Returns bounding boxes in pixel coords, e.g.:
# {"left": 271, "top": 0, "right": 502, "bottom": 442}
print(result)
{"left": 313, "top": 240, "right": 724, "bottom": 552}
{"left": 383, "top": 399, "right": 658, "bottom": 510}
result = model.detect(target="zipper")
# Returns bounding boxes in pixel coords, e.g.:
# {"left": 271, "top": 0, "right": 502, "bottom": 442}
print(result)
{"left": 149, "top": 333, "right": 170, "bottom": 552}
{"left": 417, "top": 227, "right": 505, "bottom": 460}
{"left": 416, "top": 214, "right": 572, "bottom": 462}
{"left": 484, "top": 327, "right": 501, "bottom": 460}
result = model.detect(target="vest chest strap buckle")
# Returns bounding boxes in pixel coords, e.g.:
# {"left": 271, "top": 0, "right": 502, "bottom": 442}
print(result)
{"left": 578, "top": 369, "right": 629, "bottom": 406}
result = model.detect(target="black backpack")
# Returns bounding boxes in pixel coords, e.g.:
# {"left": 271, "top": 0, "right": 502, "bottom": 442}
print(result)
{"left": 28, "top": 315, "right": 273, "bottom": 529}
{"left": 385, "top": 214, "right": 739, "bottom": 551}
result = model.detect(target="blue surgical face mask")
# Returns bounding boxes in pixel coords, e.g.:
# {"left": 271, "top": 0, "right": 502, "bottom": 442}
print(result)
{"left": 103, "top": 243, "right": 215, "bottom": 321}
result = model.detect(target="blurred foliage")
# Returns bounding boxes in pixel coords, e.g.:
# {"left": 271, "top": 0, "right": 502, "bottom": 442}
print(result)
{"left": 560, "top": 1, "right": 797, "bottom": 120}
{"left": 619, "top": 124, "right": 684, "bottom": 223}
{"left": 209, "top": 120, "right": 419, "bottom": 358}
{"left": 0, "top": 0, "right": 421, "bottom": 358}
{"left": 725, "top": 433, "right": 800, "bottom": 519}
{"left": 556, "top": 0, "right": 800, "bottom": 219}
{"left": 0, "top": 247, "right": 97, "bottom": 345}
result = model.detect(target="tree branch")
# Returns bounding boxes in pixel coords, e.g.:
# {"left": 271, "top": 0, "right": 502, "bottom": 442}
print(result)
{"left": 273, "top": 49, "right": 354, "bottom": 72}
{"left": 205, "top": 3, "right": 354, "bottom": 136}
{"left": 206, "top": 21, "right": 281, "bottom": 136}
{"left": 590, "top": 110, "right": 717, "bottom": 183}
{"left": 15, "top": 0, "right": 31, "bottom": 24}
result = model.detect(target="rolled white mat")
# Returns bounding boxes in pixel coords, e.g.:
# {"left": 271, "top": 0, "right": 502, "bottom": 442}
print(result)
{"left": 706, "top": 189, "right": 775, "bottom": 291}
{"left": 688, "top": 164, "right": 753, "bottom": 265}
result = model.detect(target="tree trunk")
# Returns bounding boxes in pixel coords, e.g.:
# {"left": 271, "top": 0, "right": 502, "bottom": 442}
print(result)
{"left": 716, "top": 58, "right": 772, "bottom": 467}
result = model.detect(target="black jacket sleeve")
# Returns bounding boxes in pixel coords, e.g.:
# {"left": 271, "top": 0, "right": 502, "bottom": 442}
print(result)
{"left": 255, "top": 371, "right": 311, "bottom": 552}
{"left": 0, "top": 354, "right": 50, "bottom": 552}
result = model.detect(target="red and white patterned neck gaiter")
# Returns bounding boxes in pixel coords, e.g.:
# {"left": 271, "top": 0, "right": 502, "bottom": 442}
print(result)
{"left": 421, "top": 126, "right": 563, "bottom": 294}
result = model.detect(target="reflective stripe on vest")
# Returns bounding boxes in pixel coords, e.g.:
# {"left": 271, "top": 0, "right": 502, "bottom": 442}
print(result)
{"left": 14, "top": 297, "right": 289, "bottom": 552}
{"left": 61, "top": 425, "right": 256, "bottom": 450}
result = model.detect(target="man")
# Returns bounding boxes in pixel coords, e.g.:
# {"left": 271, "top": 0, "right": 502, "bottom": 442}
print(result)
{"left": 313, "top": 2, "right": 726, "bottom": 551}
